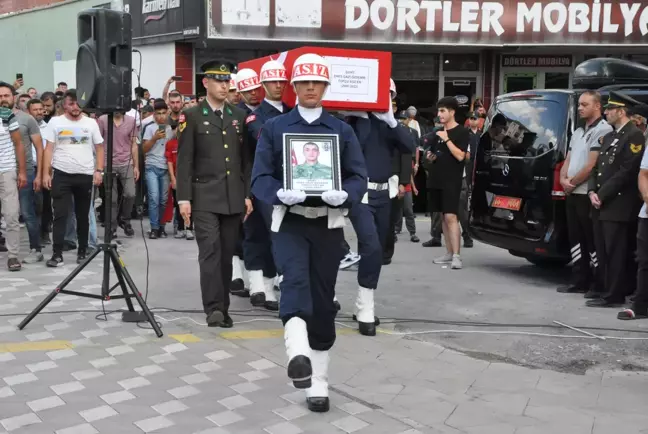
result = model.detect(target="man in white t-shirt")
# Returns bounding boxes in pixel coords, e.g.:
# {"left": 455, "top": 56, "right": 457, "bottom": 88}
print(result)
{"left": 0, "top": 82, "right": 28, "bottom": 271}
{"left": 42, "top": 90, "right": 104, "bottom": 267}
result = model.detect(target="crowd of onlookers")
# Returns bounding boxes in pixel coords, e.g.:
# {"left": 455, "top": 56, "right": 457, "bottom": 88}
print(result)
{"left": 0, "top": 76, "right": 215, "bottom": 271}
{"left": 0, "top": 73, "right": 490, "bottom": 272}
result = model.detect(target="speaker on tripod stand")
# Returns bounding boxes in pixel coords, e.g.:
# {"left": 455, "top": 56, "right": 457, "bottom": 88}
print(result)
{"left": 18, "top": 9, "right": 163, "bottom": 337}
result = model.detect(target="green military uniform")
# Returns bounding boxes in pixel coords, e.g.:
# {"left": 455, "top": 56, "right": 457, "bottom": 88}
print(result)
{"left": 587, "top": 91, "right": 646, "bottom": 307}
{"left": 293, "top": 162, "right": 332, "bottom": 180}
{"left": 176, "top": 60, "right": 251, "bottom": 327}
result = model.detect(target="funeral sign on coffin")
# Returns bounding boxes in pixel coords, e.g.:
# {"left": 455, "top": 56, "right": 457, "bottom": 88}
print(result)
{"left": 210, "top": 0, "right": 648, "bottom": 46}
{"left": 239, "top": 47, "right": 392, "bottom": 112}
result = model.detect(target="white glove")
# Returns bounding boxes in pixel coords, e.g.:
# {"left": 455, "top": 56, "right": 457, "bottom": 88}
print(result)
{"left": 339, "top": 111, "right": 369, "bottom": 119}
{"left": 277, "top": 189, "right": 306, "bottom": 206}
{"left": 321, "top": 190, "right": 348, "bottom": 207}
{"left": 372, "top": 110, "right": 398, "bottom": 128}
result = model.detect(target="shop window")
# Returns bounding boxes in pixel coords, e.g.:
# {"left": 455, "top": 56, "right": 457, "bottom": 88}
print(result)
{"left": 443, "top": 54, "right": 480, "bottom": 72}
{"left": 392, "top": 54, "right": 439, "bottom": 80}
{"left": 545, "top": 73, "right": 570, "bottom": 90}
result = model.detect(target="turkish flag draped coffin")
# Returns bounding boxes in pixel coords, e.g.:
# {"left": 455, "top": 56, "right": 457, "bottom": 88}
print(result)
{"left": 238, "top": 46, "right": 392, "bottom": 112}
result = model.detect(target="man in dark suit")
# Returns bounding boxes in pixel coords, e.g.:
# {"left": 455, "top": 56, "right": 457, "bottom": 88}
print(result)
{"left": 586, "top": 91, "right": 646, "bottom": 308}
{"left": 177, "top": 60, "right": 253, "bottom": 327}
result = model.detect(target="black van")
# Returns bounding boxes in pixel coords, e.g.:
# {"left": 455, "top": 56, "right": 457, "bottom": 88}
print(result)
{"left": 470, "top": 58, "right": 648, "bottom": 267}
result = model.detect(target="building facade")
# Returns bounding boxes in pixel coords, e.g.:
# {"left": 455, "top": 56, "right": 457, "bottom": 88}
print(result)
{"left": 3, "top": 0, "right": 648, "bottom": 112}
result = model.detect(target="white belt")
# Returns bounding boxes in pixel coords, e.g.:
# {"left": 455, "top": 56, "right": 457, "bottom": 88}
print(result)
{"left": 289, "top": 205, "right": 328, "bottom": 218}
{"left": 368, "top": 181, "right": 389, "bottom": 191}
{"left": 271, "top": 204, "right": 348, "bottom": 232}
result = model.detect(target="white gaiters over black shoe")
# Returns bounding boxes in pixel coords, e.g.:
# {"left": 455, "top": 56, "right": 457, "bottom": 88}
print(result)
{"left": 248, "top": 270, "right": 266, "bottom": 307}
{"left": 355, "top": 286, "right": 376, "bottom": 336}
{"left": 263, "top": 276, "right": 279, "bottom": 311}
{"left": 306, "top": 350, "right": 330, "bottom": 412}
{"left": 284, "top": 317, "right": 312, "bottom": 388}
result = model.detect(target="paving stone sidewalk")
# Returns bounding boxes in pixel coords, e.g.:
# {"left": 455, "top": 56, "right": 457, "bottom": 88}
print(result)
{"left": 0, "top": 246, "right": 647, "bottom": 433}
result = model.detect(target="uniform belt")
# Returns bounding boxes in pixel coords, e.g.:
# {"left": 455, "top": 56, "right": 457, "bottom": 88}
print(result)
{"left": 368, "top": 182, "right": 389, "bottom": 191}
{"left": 289, "top": 205, "right": 328, "bottom": 219}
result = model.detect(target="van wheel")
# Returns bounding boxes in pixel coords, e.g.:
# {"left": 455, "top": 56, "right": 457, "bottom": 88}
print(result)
{"left": 525, "top": 256, "right": 570, "bottom": 268}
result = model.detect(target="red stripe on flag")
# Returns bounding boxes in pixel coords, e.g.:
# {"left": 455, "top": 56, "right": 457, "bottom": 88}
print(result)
{"left": 291, "top": 148, "right": 297, "bottom": 166}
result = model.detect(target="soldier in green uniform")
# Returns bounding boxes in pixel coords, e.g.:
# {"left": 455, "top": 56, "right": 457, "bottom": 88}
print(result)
{"left": 177, "top": 60, "right": 253, "bottom": 328}
{"left": 586, "top": 91, "right": 647, "bottom": 309}
{"left": 293, "top": 142, "right": 332, "bottom": 180}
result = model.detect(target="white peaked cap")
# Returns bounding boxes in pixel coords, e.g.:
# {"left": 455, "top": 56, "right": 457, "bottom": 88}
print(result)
{"left": 390, "top": 78, "right": 397, "bottom": 98}
{"left": 229, "top": 73, "right": 237, "bottom": 91}
{"left": 236, "top": 68, "right": 261, "bottom": 92}
{"left": 291, "top": 53, "right": 331, "bottom": 84}
{"left": 260, "top": 60, "right": 288, "bottom": 82}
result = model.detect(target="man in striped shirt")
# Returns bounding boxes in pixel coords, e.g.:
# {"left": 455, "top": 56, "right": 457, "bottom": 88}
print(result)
{"left": 0, "top": 82, "right": 29, "bottom": 270}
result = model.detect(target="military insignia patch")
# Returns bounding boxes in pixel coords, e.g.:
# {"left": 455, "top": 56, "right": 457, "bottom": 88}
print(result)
{"left": 202, "top": 108, "right": 209, "bottom": 116}
{"left": 246, "top": 115, "right": 256, "bottom": 124}
{"left": 631, "top": 144, "right": 643, "bottom": 154}
{"left": 232, "top": 120, "right": 239, "bottom": 127}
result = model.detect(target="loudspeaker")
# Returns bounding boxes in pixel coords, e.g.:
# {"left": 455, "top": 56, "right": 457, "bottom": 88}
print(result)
{"left": 76, "top": 9, "right": 132, "bottom": 111}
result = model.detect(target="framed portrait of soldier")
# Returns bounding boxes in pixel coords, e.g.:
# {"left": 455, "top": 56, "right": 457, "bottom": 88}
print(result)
{"left": 283, "top": 133, "right": 341, "bottom": 196}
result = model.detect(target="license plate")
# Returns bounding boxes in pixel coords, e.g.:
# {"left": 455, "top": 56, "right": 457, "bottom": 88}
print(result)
{"left": 492, "top": 195, "right": 522, "bottom": 211}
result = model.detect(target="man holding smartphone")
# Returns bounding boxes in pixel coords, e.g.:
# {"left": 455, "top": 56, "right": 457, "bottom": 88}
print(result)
{"left": 426, "top": 97, "right": 470, "bottom": 270}
{"left": 142, "top": 99, "right": 171, "bottom": 239}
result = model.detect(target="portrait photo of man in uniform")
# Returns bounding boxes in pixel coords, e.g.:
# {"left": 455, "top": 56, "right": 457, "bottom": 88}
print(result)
{"left": 294, "top": 142, "right": 332, "bottom": 179}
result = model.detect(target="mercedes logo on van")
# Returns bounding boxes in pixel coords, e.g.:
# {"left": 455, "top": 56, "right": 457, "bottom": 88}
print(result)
{"left": 502, "top": 164, "right": 510, "bottom": 176}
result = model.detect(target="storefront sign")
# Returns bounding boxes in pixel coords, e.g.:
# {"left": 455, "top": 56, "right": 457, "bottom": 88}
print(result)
{"left": 125, "top": 0, "right": 202, "bottom": 43}
{"left": 208, "top": 0, "right": 648, "bottom": 46}
{"left": 142, "top": 0, "right": 181, "bottom": 23}
{"left": 502, "top": 55, "right": 572, "bottom": 68}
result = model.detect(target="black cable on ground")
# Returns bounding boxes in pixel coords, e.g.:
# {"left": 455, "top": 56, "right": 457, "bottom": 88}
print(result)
{"left": 5, "top": 307, "right": 648, "bottom": 336}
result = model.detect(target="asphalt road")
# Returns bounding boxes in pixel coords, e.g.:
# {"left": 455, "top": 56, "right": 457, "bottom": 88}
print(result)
{"left": 118, "top": 217, "right": 648, "bottom": 376}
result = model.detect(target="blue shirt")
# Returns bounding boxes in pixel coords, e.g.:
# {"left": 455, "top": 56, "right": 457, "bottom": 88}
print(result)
{"left": 246, "top": 100, "right": 291, "bottom": 157}
{"left": 347, "top": 116, "right": 414, "bottom": 183}
{"left": 251, "top": 107, "right": 367, "bottom": 208}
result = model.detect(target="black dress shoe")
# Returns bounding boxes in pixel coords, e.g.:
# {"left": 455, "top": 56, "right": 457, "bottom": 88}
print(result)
{"left": 264, "top": 301, "right": 279, "bottom": 311}
{"left": 557, "top": 285, "right": 587, "bottom": 294}
{"left": 206, "top": 310, "right": 225, "bottom": 327}
{"left": 220, "top": 314, "right": 234, "bottom": 328}
{"left": 287, "top": 355, "right": 312, "bottom": 389}
{"left": 584, "top": 290, "right": 603, "bottom": 299}
{"left": 230, "top": 279, "right": 249, "bottom": 297}
{"left": 352, "top": 314, "right": 380, "bottom": 326}
{"left": 359, "top": 321, "right": 376, "bottom": 336}
{"left": 307, "top": 397, "right": 330, "bottom": 413}
{"left": 250, "top": 292, "right": 266, "bottom": 307}
{"left": 586, "top": 298, "right": 624, "bottom": 308}
{"left": 334, "top": 300, "right": 341, "bottom": 311}
{"left": 382, "top": 258, "right": 392, "bottom": 265}
{"left": 422, "top": 239, "right": 442, "bottom": 247}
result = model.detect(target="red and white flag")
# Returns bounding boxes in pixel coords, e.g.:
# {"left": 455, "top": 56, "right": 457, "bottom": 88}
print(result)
{"left": 291, "top": 148, "right": 298, "bottom": 166}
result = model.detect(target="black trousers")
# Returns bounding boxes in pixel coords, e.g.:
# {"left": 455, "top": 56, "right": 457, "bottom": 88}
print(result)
{"left": 193, "top": 210, "right": 241, "bottom": 314}
{"left": 51, "top": 170, "right": 93, "bottom": 256}
{"left": 40, "top": 189, "right": 53, "bottom": 235}
{"left": 383, "top": 196, "right": 402, "bottom": 261}
{"left": 273, "top": 214, "right": 344, "bottom": 351}
{"left": 592, "top": 212, "right": 637, "bottom": 303}
{"left": 632, "top": 218, "right": 648, "bottom": 313}
{"left": 171, "top": 189, "right": 192, "bottom": 231}
{"left": 566, "top": 194, "right": 599, "bottom": 291}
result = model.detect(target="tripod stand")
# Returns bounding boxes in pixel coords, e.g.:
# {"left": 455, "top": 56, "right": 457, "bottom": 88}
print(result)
{"left": 18, "top": 112, "right": 163, "bottom": 338}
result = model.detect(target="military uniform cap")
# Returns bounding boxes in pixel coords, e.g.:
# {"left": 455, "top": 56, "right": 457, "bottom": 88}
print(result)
{"left": 604, "top": 91, "right": 641, "bottom": 110}
{"left": 201, "top": 60, "right": 235, "bottom": 81}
